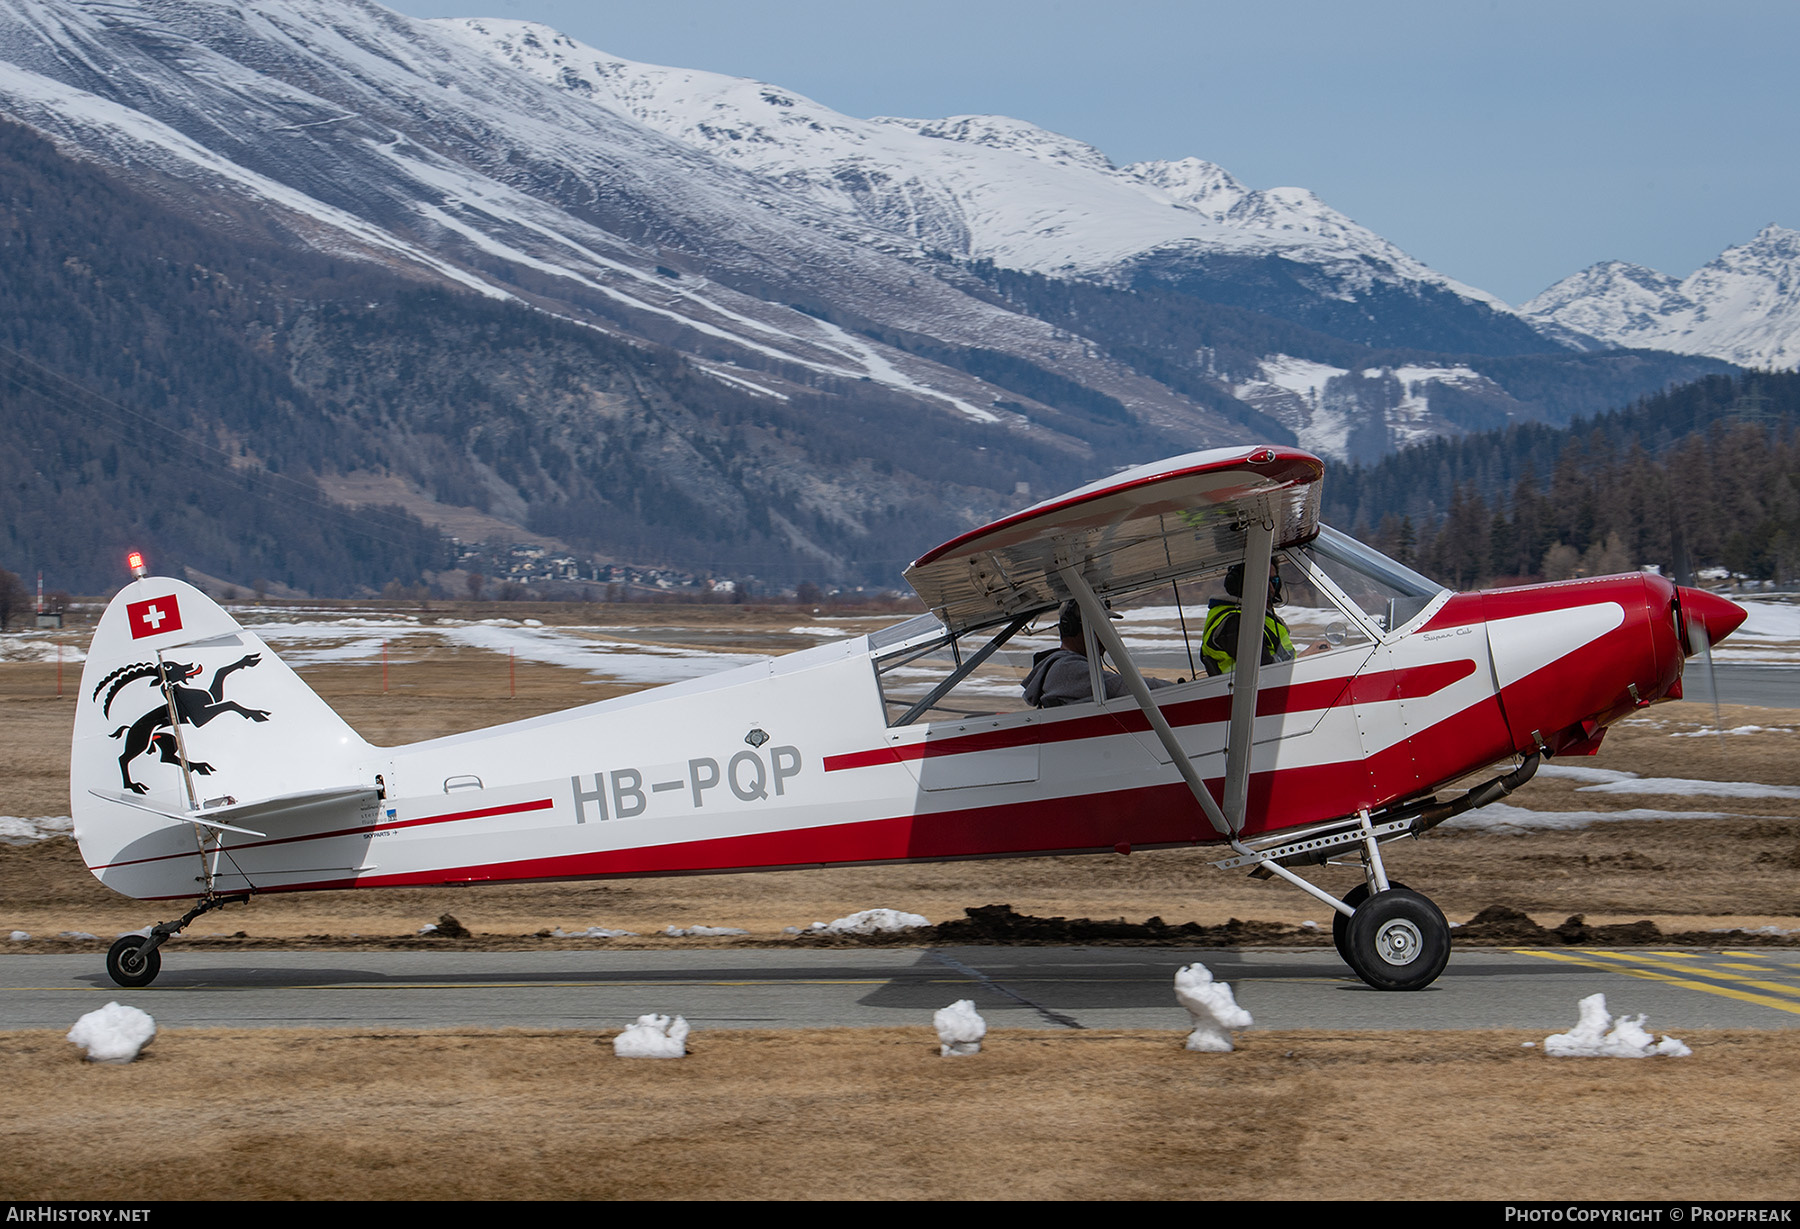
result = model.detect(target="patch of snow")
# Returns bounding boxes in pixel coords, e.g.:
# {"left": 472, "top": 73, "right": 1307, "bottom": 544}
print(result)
{"left": 613, "top": 1013, "right": 689, "bottom": 1058}
{"left": 661, "top": 925, "right": 748, "bottom": 937}
{"left": 802, "top": 908, "right": 930, "bottom": 936}
{"left": 0, "top": 635, "right": 85, "bottom": 664}
{"left": 1575, "top": 778, "right": 1800, "bottom": 800}
{"left": 1535, "top": 765, "right": 1640, "bottom": 784}
{"left": 67, "top": 1002, "right": 156, "bottom": 1063}
{"left": 1731, "top": 598, "right": 1800, "bottom": 639}
{"left": 1175, "top": 962, "right": 1252, "bottom": 1053}
{"left": 10, "top": 931, "right": 29, "bottom": 942}
{"left": 549, "top": 925, "right": 638, "bottom": 938}
{"left": 0, "top": 816, "right": 73, "bottom": 845}
{"left": 1543, "top": 994, "right": 1690, "bottom": 1058}
{"left": 934, "top": 999, "right": 986, "bottom": 1057}
{"left": 251, "top": 619, "right": 769, "bottom": 684}
{"left": 1446, "top": 804, "right": 1734, "bottom": 833}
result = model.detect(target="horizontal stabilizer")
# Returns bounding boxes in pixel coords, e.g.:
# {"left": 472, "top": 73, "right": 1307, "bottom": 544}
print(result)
{"left": 89, "top": 790, "right": 268, "bottom": 837}
{"left": 88, "top": 784, "right": 377, "bottom": 838}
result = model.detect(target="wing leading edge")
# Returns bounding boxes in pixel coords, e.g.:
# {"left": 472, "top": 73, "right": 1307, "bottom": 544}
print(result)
{"left": 905, "top": 445, "right": 1324, "bottom": 634}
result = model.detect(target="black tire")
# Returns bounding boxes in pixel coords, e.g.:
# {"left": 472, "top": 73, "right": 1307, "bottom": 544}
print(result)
{"left": 106, "top": 935, "right": 161, "bottom": 988}
{"left": 1343, "top": 888, "right": 1449, "bottom": 991}
{"left": 1331, "top": 880, "right": 1410, "bottom": 965}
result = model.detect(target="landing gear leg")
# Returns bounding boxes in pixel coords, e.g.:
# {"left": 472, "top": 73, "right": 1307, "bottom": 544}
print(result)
{"left": 1211, "top": 809, "right": 1453, "bottom": 990}
{"left": 104, "top": 892, "right": 250, "bottom": 988}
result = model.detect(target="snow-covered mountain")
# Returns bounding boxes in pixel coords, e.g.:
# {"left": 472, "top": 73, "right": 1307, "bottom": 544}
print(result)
{"left": 0, "top": 0, "right": 1136, "bottom": 425}
{"left": 1523, "top": 226, "right": 1800, "bottom": 369}
{"left": 0, "top": 0, "right": 1751, "bottom": 590}
{"left": 441, "top": 17, "right": 1508, "bottom": 315}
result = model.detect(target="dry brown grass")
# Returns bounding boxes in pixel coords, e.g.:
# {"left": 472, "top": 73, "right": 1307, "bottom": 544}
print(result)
{"left": 1, "top": 1026, "right": 1795, "bottom": 1200}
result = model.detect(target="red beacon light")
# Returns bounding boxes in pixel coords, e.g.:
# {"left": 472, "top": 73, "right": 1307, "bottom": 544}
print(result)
{"left": 126, "top": 551, "right": 146, "bottom": 579}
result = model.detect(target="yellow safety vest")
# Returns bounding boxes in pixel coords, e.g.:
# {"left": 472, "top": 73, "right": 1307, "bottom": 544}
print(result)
{"left": 1200, "top": 601, "right": 1295, "bottom": 674}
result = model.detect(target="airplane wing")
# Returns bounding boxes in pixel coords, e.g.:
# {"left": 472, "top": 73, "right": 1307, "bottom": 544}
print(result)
{"left": 905, "top": 445, "right": 1324, "bottom": 634}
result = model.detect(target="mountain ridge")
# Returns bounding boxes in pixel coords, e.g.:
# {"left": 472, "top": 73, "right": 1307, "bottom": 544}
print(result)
{"left": 0, "top": 0, "right": 1769, "bottom": 595}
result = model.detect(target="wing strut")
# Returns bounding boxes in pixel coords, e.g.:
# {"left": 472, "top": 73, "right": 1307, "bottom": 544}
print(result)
{"left": 1058, "top": 565, "right": 1230, "bottom": 839}
{"left": 1223, "top": 518, "right": 1274, "bottom": 831}
{"left": 1061, "top": 529, "right": 1358, "bottom": 917}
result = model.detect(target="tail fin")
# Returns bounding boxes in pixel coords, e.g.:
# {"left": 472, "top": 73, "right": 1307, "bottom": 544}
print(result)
{"left": 72, "top": 577, "right": 376, "bottom": 900}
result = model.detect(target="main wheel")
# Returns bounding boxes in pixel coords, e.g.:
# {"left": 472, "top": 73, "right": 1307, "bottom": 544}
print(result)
{"left": 1343, "top": 888, "right": 1449, "bottom": 991}
{"left": 106, "top": 935, "right": 161, "bottom": 988}
{"left": 1331, "top": 880, "right": 1410, "bottom": 964}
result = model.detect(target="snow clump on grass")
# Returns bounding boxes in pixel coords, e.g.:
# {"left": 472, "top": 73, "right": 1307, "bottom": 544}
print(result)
{"left": 800, "top": 908, "right": 929, "bottom": 935}
{"left": 1175, "top": 962, "right": 1253, "bottom": 1052}
{"left": 661, "top": 924, "right": 748, "bottom": 937}
{"left": 934, "top": 999, "right": 986, "bottom": 1056}
{"left": 1544, "top": 993, "right": 1690, "bottom": 1058}
{"left": 613, "top": 1013, "right": 689, "bottom": 1058}
{"left": 68, "top": 1002, "right": 155, "bottom": 1063}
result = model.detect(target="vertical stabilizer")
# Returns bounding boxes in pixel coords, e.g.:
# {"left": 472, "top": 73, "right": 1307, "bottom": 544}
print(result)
{"left": 72, "top": 578, "right": 377, "bottom": 900}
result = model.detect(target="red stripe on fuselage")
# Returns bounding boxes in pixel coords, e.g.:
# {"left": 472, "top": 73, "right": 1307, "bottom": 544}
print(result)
{"left": 825, "top": 658, "right": 1476, "bottom": 772}
{"left": 86, "top": 797, "right": 555, "bottom": 871}
{"left": 238, "top": 695, "right": 1513, "bottom": 897}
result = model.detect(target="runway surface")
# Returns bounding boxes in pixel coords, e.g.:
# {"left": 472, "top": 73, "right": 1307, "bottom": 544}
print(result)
{"left": 1687, "top": 664, "right": 1800, "bottom": 708}
{"left": 7, "top": 946, "right": 1800, "bottom": 1032}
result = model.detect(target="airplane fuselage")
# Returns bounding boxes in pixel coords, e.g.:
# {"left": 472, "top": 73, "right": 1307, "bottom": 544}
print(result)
{"left": 75, "top": 570, "right": 1707, "bottom": 902}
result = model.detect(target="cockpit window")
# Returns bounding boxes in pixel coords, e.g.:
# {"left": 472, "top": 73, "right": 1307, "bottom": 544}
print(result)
{"left": 868, "top": 611, "right": 945, "bottom": 652}
{"left": 1301, "top": 525, "right": 1448, "bottom": 632}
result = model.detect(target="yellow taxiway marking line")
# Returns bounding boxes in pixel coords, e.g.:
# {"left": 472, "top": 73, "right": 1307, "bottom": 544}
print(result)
{"left": 1515, "top": 950, "right": 1800, "bottom": 1016}
{"left": 1572, "top": 950, "right": 1800, "bottom": 999}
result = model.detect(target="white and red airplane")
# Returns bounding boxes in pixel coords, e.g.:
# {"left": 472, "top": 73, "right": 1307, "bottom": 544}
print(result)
{"left": 71, "top": 446, "right": 1745, "bottom": 991}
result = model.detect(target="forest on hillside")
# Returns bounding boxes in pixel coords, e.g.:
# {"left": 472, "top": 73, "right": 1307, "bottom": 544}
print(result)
{"left": 1326, "top": 372, "right": 1800, "bottom": 587}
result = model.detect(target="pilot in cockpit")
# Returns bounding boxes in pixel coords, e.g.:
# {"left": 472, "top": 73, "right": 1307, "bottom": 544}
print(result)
{"left": 1201, "top": 562, "right": 1330, "bottom": 675}
{"left": 1023, "top": 600, "right": 1178, "bottom": 707}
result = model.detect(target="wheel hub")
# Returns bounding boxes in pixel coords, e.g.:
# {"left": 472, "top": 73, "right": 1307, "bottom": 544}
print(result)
{"left": 1374, "top": 918, "right": 1423, "bottom": 966}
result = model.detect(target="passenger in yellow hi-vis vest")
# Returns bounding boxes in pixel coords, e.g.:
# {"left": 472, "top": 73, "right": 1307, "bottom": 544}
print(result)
{"left": 1200, "top": 562, "right": 1328, "bottom": 675}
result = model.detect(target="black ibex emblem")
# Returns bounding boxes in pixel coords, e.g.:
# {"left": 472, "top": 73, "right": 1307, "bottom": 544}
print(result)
{"left": 93, "top": 655, "right": 270, "bottom": 793}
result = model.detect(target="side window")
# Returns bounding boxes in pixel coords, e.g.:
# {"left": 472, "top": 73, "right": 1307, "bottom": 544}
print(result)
{"left": 1105, "top": 563, "right": 1373, "bottom": 681}
{"left": 873, "top": 620, "right": 1040, "bottom": 726}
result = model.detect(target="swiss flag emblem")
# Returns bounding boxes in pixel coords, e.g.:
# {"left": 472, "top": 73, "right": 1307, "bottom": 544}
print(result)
{"left": 126, "top": 595, "right": 183, "bottom": 640}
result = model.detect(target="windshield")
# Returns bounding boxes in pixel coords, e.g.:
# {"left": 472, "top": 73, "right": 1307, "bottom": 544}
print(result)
{"left": 1301, "top": 525, "right": 1448, "bottom": 633}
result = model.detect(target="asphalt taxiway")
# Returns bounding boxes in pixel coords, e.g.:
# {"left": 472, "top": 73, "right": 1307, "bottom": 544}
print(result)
{"left": 5, "top": 946, "right": 1799, "bottom": 1032}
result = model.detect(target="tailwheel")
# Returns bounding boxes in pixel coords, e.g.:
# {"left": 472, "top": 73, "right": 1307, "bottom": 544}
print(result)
{"left": 101, "top": 893, "right": 249, "bottom": 988}
{"left": 1342, "top": 888, "right": 1450, "bottom": 991}
{"left": 106, "top": 935, "right": 162, "bottom": 988}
